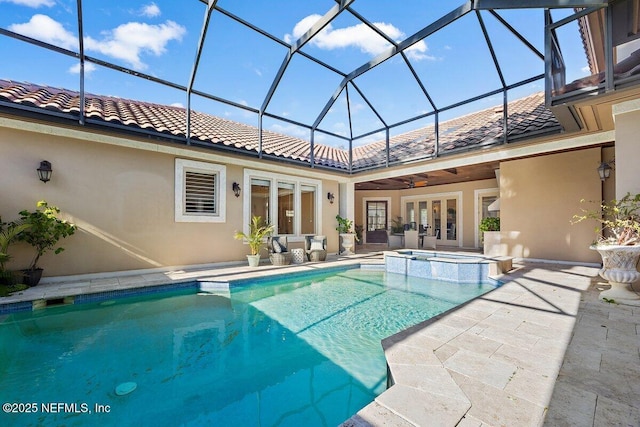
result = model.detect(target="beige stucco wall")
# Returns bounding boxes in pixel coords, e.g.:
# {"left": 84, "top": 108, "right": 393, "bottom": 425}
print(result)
{"left": 500, "top": 148, "right": 602, "bottom": 263}
{"left": 613, "top": 99, "right": 640, "bottom": 198}
{"left": 355, "top": 178, "right": 498, "bottom": 248}
{"left": 0, "top": 125, "right": 341, "bottom": 277}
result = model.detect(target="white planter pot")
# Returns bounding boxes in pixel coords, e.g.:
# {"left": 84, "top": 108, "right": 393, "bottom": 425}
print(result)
{"left": 246, "top": 254, "right": 261, "bottom": 267}
{"left": 592, "top": 245, "right": 640, "bottom": 306}
{"left": 339, "top": 233, "right": 355, "bottom": 255}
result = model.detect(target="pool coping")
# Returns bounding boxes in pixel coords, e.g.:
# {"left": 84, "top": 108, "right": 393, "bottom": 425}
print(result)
{"left": 0, "top": 254, "right": 379, "bottom": 314}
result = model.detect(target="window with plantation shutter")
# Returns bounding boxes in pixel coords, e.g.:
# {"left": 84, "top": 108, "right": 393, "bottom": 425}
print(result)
{"left": 185, "top": 171, "right": 216, "bottom": 214}
{"left": 175, "top": 159, "right": 226, "bottom": 222}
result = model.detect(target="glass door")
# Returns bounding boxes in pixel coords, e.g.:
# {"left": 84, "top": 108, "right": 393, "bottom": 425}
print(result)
{"left": 366, "top": 201, "right": 388, "bottom": 243}
{"left": 446, "top": 199, "right": 457, "bottom": 241}
{"left": 418, "top": 201, "right": 428, "bottom": 234}
{"left": 431, "top": 200, "right": 441, "bottom": 239}
{"left": 477, "top": 191, "right": 499, "bottom": 247}
{"left": 405, "top": 196, "right": 459, "bottom": 245}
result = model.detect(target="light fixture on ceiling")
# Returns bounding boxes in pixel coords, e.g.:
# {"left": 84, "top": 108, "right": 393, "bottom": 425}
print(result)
{"left": 37, "top": 160, "right": 52, "bottom": 183}
{"left": 597, "top": 160, "right": 613, "bottom": 181}
{"left": 232, "top": 182, "right": 241, "bottom": 197}
{"left": 408, "top": 178, "right": 415, "bottom": 189}
{"left": 327, "top": 192, "right": 335, "bottom": 204}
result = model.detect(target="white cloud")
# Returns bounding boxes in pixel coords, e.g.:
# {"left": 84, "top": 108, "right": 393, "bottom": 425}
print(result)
{"left": 84, "top": 20, "right": 185, "bottom": 70}
{"left": 170, "top": 102, "right": 184, "bottom": 108}
{"left": 285, "top": 14, "right": 431, "bottom": 61}
{"left": 353, "top": 131, "right": 385, "bottom": 147}
{"left": 269, "top": 123, "right": 309, "bottom": 139}
{"left": 350, "top": 102, "right": 365, "bottom": 114}
{"left": 9, "top": 14, "right": 77, "bottom": 49}
{"left": 0, "top": 0, "right": 54, "bottom": 7}
{"left": 140, "top": 2, "right": 160, "bottom": 18}
{"left": 68, "top": 62, "right": 96, "bottom": 75}
{"left": 10, "top": 15, "right": 185, "bottom": 71}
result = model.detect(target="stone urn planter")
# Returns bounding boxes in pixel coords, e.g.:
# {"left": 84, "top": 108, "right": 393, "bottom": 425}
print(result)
{"left": 592, "top": 245, "right": 640, "bottom": 305}
{"left": 573, "top": 192, "right": 640, "bottom": 305}
{"left": 339, "top": 233, "right": 355, "bottom": 255}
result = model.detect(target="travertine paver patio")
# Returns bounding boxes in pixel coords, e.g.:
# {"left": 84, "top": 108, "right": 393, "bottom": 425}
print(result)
{"left": 344, "top": 262, "right": 640, "bottom": 426}
{"left": 2, "top": 253, "right": 639, "bottom": 426}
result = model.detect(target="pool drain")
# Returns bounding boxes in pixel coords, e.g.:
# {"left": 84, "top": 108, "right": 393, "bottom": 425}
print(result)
{"left": 115, "top": 382, "right": 137, "bottom": 396}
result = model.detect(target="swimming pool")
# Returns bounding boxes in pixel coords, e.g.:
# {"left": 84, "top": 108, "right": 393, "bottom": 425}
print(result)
{"left": 0, "top": 267, "right": 497, "bottom": 426}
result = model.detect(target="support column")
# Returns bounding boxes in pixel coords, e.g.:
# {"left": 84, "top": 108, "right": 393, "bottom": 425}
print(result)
{"left": 612, "top": 99, "right": 640, "bottom": 198}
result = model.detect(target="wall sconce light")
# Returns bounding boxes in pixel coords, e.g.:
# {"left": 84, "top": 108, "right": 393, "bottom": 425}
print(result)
{"left": 37, "top": 160, "right": 52, "bottom": 183}
{"left": 597, "top": 161, "right": 613, "bottom": 181}
{"left": 232, "top": 182, "right": 241, "bottom": 198}
{"left": 327, "top": 192, "right": 335, "bottom": 204}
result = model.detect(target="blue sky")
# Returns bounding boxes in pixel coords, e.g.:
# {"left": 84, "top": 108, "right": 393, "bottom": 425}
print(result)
{"left": 0, "top": 0, "right": 589, "bottom": 148}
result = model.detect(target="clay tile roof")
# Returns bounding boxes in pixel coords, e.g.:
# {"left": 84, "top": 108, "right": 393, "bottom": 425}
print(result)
{"left": 0, "top": 79, "right": 559, "bottom": 171}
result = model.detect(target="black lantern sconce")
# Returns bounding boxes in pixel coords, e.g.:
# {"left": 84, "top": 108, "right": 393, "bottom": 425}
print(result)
{"left": 597, "top": 160, "right": 613, "bottom": 181}
{"left": 232, "top": 182, "right": 241, "bottom": 198}
{"left": 37, "top": 160, "right": 52, "bottom": 183}
{"left": 327, "top": 192, "right": 335, "bottom": 204}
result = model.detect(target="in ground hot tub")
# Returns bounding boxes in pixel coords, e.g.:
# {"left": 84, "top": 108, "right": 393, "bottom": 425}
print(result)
{"left": 385, "top": 250, "right": 512, "bottom": 283}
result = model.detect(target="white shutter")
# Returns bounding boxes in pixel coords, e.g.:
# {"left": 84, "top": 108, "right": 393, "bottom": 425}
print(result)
{"left": 185, "top": 171, "right": 216, "bottom": 214}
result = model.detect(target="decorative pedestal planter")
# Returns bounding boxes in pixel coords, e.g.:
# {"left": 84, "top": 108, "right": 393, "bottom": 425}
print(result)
{"left": 339, "top": 233, "right": 355, "bottom": 255}
{"left": 592, "top": 245, "right": 640, "bottom": 306}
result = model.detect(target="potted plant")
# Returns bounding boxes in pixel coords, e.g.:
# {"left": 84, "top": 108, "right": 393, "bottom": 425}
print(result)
{"left": 388, "top": 216, "right": 404, "bottom": 247}
{"left": 572, "top": 192, "right": 640, "bottom": 304}
{"left": 336, "top": 215, "right": 356, "bottom": 255}
{"left": 390, "top": 216, "right": 404, "bottom": 234}
{"left": 479, "top": 216, "right": 501, "bottom": 255}
{"left": 0, "top": 218, "right": 31, "bottom": 288}
{"left": 355, "top": 224, "right": 363, "bottom": 245}
{"left": 234, "top": 215, "right": 274, "bottom": 267}
{"left": 13, "top": 201, "right": 76, "bottom": 286}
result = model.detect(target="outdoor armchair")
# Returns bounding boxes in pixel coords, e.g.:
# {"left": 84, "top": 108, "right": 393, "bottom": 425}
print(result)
{"left": 305, "top": 235, "right": 327, "bottom": 262}
{"left": 268, "top": 236, "right": 292, "bottom": 266}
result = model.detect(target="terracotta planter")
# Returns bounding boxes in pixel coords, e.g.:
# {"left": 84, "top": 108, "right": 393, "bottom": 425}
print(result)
{"left": 592, "top": 245, "right": 640, "bottom": 306}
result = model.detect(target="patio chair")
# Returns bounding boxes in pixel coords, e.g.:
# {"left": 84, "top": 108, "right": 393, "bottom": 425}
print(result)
{"left": 305, "top": 235, "right": 327, "bottom": 262}
{"left": 268, "top": 236, "right": 292, "bottom": 266}
{"left": 404, "top": 230, "right": 420, "bottom": 249}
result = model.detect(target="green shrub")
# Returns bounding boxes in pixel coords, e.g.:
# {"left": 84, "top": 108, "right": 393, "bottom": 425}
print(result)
{"left": 14, "top": 200, "right": 77, "bottom": 270}
{"left": 479, "top": 217, "right": 500, "bottom": 233}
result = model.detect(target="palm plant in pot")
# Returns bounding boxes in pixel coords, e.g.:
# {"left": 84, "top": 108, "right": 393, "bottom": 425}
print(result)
{"left": 234, "top": 215, "right": 274, "bottom": 267}
{"left": 573, "top": 192, "right": 640, "bottom": 304}
{"left": 0, "top": 218, "right": 31, "bottom": 289}
{"left": 14, "top": 201, "right": 77, "bottom": 286}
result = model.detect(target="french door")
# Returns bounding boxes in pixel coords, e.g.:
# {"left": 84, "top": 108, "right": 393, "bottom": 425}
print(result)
{"left": 405, "top": 195, "right": 459, "bottom": 246}
{"left": 366, "top": 201, "right": 388, "bottom": 243}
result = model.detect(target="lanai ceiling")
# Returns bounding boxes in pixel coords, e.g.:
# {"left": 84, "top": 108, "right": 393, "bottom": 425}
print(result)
{"left": 355, "top": 161, "right": 501, "bottom": 191}
{"left": 0, "top": 0, "right": 609, "bottom": 180}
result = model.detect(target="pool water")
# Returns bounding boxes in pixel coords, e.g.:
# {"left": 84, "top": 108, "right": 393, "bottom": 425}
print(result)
{"left": 0, "top": 268, "right": 496, "bottom": 427}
